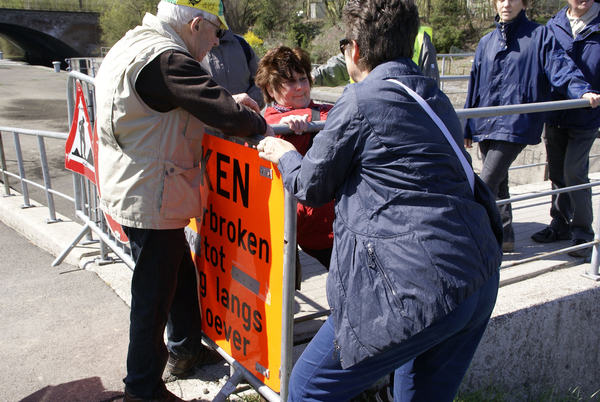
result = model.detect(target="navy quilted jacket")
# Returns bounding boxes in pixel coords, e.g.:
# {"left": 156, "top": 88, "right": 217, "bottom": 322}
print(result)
{"left": 278, "top": 58, "right": 503, "bottom": 368}
{"left": 546, "top": 5, "right": 600, "bottom": 130}
{"left": 464, "top": 10, "right": 592, "bottom": 145}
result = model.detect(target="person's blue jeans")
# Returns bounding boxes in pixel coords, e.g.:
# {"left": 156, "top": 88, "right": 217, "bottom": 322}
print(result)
{"left": 544, "top": 125, "right": 597, "bottom": 241}
{"left": 288, "top": 270, "right": 500, "bottom": 402}
{"left": 478, "top": 140, "right": 527, "bottom": 244}
{"left": 123, "top": 227, "right": 202, "bottom": 398}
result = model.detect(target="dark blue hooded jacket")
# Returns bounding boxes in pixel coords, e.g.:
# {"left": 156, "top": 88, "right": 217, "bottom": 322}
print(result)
{"left": 546, "top": 4, "right": 600, "bottom": 130}
{"left": 278, "top": 58, "right": 503, "bottom": 368}
{"left": 464, "top": 10, "right": 593, "bottom": 145}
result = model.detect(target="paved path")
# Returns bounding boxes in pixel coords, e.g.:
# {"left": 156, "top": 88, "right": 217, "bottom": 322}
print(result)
{"left": 0, "top": 220, "right": 129, "bottom": 402}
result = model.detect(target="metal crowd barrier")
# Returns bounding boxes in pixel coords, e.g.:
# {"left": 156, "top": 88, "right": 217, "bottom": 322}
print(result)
{"left": 65, "top": 72, "right": 298, "bottom": 402}
{"left": 65, "top": 57, "right": 100, "bottom": 78}
{"left": 0, "top": 126, "right": 69, "bottom": 222}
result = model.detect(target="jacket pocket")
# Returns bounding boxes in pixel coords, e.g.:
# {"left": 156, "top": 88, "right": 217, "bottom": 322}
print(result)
{"left": 160, "top": 160, "right": 203, "bottom": 220}
{"left": 364, "top": 241, "right": 405, "bottom": 313}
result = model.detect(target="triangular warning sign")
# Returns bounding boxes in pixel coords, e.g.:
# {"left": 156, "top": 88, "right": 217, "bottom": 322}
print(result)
{"left": 65, "top": 82, "right": 96, "bottom": 184}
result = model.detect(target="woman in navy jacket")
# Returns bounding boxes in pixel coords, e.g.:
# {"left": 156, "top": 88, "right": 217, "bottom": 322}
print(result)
{"left": 258, "top": 0, "right": 503, "bottom": 399}
{"left": 531, "top": 0, "right": 600, "bottom": 257}
{"left": 463, "top": 0, "right": 600, "bottom": 252}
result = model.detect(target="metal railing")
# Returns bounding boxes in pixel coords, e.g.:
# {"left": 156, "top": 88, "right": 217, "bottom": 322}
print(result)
{"left": 0, "top": 126, "right": 69, "bottom": 222}
{"left": 3, "top": 80, "right": 600, "bottom": 280}
{"left": 438, "top": 52, "right": 475, "bottom": 76}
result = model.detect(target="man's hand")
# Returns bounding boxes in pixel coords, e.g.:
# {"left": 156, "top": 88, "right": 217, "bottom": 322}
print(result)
{"left": 582, "top": 92, "right": 600, "bottom": 108}
{"left": 464, "top": 138, "right": 473, "bottom": 148}
{"left": 257, "top": 137, "right": 298, "bottom": 165}
{"left": 233, "top": 93, "right": 261, "bottom": 114}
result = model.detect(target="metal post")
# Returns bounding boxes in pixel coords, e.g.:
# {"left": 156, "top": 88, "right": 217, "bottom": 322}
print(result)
{"left": 36, "top": 136, "right": 60, "bottom": 223}
{"left": 52, "top": 222, "right": 91, "bottom": 267}
{"left": 212, "top": 369, "right": 244, "bottom": 402}
{"left": 73, "top": 173, "right": 82, "bottom": 212}
{"left": 440, "top": 56, "right": 446, "bottom": 91}
{"left": 582, "top": 197, "right": 600, "bottom": 280}
{"left": 85, "top": 181, "right": 95, "bottom": 242}
{"left": 0, "top": 131, "right": 13, "bottom": 197}
{"left": 279, "top": 190, "right": 298, "bottom": 402}
{"left": 12, "top": 131, "right": 33, "bottom": 208}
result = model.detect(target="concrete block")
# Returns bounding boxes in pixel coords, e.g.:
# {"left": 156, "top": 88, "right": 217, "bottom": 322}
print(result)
{"left": 463, "top": 265, "right": 600, "bottom": 398}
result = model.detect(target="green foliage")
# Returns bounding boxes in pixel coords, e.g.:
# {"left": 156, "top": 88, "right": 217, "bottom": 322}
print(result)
{"left": 321, "top": 0, "right": 346, "bottom": 23}
{"left": 429, "top": 0, "right": 468, "bottom": 53}
{"left": 251, "top": 0, "right": 282, "bottom": 39}
{"left": 99, "top": 0, "right": 159, "bottom": 46}
{"left": 287, "top": 19, "right": 320, "bottom": 49}
{"left": 431, "top": 19, "right": 466, "bottom": 53}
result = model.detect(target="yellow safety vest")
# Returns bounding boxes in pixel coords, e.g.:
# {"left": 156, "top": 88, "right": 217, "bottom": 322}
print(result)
{"left": 412, "top": 26, "right": 432, "bottom": 65}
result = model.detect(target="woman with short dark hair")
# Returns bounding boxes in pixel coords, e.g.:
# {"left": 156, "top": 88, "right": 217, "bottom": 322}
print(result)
{"left": 257, "top": 0, "right": 503, "bottom": 400}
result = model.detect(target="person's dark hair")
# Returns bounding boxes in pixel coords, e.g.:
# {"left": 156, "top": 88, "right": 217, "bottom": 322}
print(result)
{"left": 255, "top": 46, "right": 313, "bottom": 104}
{"left": 343, "top": 0, "right": 420, "bottom": 71}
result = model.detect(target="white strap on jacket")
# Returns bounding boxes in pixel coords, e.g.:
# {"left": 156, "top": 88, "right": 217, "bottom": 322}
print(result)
{"left": 387, "top": 78, "right": 475, "bottom": 194}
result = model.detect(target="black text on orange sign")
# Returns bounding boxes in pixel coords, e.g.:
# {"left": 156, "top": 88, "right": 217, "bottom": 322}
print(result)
{"left": 200, "top": 147, "right": 250, "bottom": 208}
{"left": 202, "top": 203, "right": 271, "bottom": 265}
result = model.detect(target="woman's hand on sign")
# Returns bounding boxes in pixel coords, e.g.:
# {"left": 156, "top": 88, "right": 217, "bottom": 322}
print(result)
{"left": 257, "top": 137, "right": 297, "bottom": 164}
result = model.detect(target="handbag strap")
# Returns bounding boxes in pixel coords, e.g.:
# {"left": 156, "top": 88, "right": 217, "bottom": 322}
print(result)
{"left": 387, "top": 79, "right": 475, "bottom": 194}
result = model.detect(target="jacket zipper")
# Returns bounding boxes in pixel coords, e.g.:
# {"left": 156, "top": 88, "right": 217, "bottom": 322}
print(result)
{"left": 332, "top": 340, "right": 340, "bottom": 361}
{"left": 366, "top": 243, "right": 404, "bottom": 312}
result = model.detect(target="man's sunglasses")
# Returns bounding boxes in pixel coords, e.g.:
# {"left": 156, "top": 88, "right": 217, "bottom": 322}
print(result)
{"left": 189, "top": 17, "right": 225, "bottom": 39}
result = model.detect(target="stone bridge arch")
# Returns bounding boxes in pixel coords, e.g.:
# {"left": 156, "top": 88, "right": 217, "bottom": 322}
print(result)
{"left": 0, "top": 8, "right": 101, "bottom": 68}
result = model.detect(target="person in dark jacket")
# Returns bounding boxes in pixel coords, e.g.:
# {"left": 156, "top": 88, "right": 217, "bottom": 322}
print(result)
{"left": 531, "top": 0, "right": 600, "bottom": 258}
{"left": 200, "top": 1, "right": 264, "bottom": 109}
{"left": 464, "top": 0, "right": 600, "bottom": 253}
{"left": 257, "top": 0, "right": 503, "bottom": 400}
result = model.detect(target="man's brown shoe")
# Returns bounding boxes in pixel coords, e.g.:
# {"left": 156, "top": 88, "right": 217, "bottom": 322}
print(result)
{"left": 165, "top": 346, "right": 223, "bottom": 377}
{"left": 123, "top": 387, "right": 196, "bottom": 402}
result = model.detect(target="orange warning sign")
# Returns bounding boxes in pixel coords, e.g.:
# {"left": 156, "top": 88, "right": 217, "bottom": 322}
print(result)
{"left": 187, "top": 134, "right": 285, "bottom": 391}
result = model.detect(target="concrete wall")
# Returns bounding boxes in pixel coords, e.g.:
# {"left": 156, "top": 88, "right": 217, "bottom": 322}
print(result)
{"left": 462, "top": 266, "right": 600, "bottom": 398}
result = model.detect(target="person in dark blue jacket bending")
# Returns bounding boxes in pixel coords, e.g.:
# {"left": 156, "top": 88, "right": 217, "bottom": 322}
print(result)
{"left": 257, "top": 0, "right": 504, "bottom": 400}
{"left": 464, "top": 0, "right": 600, "bottom": 253}
{"left": 531, "top": 0, "right": 600, "bottom": 258}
